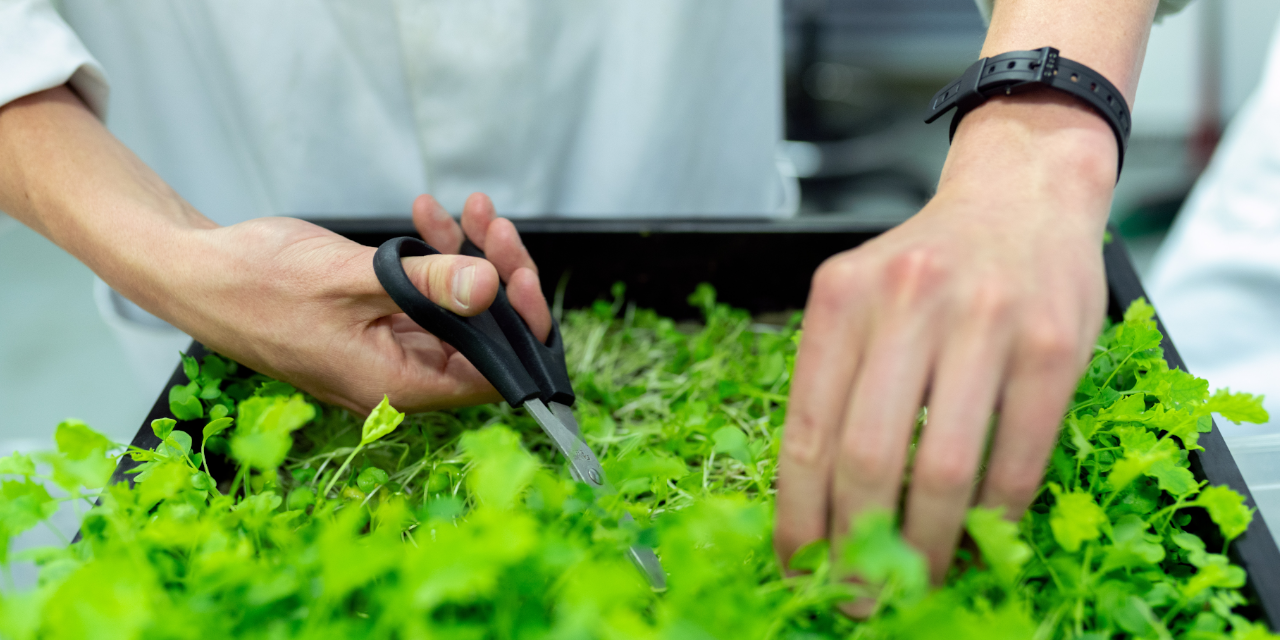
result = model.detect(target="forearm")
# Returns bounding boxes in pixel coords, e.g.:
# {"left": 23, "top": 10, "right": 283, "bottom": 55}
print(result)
{"left": 940, "top": 0, "right": 1160, "bottom": 222}
{"left": 0, "top": 85, "right": 216, "bottom": 312}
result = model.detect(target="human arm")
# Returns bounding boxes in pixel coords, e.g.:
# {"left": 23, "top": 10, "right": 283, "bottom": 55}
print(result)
{"left": 0, "top": 84, "right": 551, "bottom": 414}
{"left": 775, "top": 0, "right": 1160, "bottom": 589}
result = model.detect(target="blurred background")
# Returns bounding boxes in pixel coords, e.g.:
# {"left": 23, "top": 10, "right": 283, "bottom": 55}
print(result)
{"left": 1, "top": 0, "right": 1278, "bottom": 548}
{"left": 778, "top": 0, "right": 1280, "bottom": 272}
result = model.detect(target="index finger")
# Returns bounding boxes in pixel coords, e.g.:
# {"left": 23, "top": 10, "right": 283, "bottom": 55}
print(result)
{"left": 775, "top": 258, "right": 868, "bottom": 568}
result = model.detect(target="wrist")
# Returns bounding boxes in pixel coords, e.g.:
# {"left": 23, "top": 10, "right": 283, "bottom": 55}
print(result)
{"left": 936, "top": 88, "right": 1117, "bottom": 227}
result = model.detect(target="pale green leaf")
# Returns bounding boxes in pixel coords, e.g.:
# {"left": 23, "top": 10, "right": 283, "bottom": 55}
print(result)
{"left": 359, "top": 396, "right": 405, "bottom": 446}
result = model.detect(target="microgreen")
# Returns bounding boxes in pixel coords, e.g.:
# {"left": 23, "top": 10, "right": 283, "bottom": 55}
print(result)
{"left": 0, "top": 288, "right": 1273, "bottom": 639}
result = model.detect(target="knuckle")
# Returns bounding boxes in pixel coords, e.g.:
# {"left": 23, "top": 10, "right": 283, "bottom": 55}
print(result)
{"left": 839, "top": 434, "right": 895, "bottom": 489}
{"left": 986, "top": 465, "right": 1044, "bottom": 505}
{"left": 881, "top": 247, "right": 947, "bottom": 298}
{"left": 967, "top": 280, "right": 1014, "bottom": 326}
{"left": 913, "top": 450, "right": 978, "bottom": 495}
{"left": 809, "top": 256, "right": 863, "bottom": 314}
{"left": 1021, "top": 321, "right": 1076, "bottom": 368}
{"left": 780, "top": 411, "right": 826, "bottom": 466}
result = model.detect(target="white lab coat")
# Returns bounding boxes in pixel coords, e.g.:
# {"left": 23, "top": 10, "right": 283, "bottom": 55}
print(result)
{"left": 1, "top": 0, "right": 788, "bottom": 222}
{"left": 1147, "top": 16, "right": 1280, "bottom": 436}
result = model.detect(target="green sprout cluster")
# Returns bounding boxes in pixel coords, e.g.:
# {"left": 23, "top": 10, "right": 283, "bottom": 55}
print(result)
{"left": 0, "top": 286, "right": 1273, "bottom": 639}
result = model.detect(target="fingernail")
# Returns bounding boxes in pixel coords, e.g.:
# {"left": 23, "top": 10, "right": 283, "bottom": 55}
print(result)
{"left": 452, "top": 265, "right": 474, "bottom": 310}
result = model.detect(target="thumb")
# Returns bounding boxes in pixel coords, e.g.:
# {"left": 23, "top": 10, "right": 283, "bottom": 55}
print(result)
{"left": 403, "top": 253, "right": 499, "bottom": 317}
{"left": 356, "top": 250, "right": 499, "bottom": 319}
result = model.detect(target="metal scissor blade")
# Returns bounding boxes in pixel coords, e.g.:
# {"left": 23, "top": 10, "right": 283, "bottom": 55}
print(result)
{"left": 525, "top": 399, "right": 605, "bottom": 487}
{"left": 525, "top": 399, "right": 667, "bottom": 589}
{"left": 549, "top": 401, "right": 581, "bottom": 437}
{"left": 621, "top": 512, "right": 668, "bottom": 591}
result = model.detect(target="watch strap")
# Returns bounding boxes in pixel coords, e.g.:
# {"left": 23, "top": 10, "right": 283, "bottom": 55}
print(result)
{"left": 924, "top": 47, "right": 1131, "bottom": 176}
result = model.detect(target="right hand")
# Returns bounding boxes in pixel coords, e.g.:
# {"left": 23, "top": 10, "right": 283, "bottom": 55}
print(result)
{"left": 133, "top": 192, "right": 551, "bottom": 415}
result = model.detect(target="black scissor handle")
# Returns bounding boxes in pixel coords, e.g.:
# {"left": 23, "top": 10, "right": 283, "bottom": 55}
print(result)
{"left": 373, "top": 237, "right": 541, "bottom": 407}
{"left": 460, "top": 240, "right": 576, "bottom": 407}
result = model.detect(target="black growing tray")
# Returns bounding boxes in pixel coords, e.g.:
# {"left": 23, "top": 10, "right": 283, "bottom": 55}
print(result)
{"left": 109, "top": 218, "right": 1280, "bottom": 628}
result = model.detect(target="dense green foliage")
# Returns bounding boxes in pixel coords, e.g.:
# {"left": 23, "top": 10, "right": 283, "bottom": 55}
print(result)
{"left": 0, "top": 287, "right": 1273, "bottom": 639}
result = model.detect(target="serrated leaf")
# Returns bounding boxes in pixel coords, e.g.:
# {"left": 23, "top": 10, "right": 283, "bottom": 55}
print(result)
{"left": 460, "top": 426, "right": 538, "bottom": 510}
{"left": 0, "top": 453, "right": 36, "bottom": 477}
{"left": 1197, "top": 484, "right": 1253, "bottom": 540}
{"left": 229, "top": 395, "right": 316, "bottom": 470}
{"left": 0, "top": 479, "right": 58, "bottom": 536}
{"left": 838, "top": 509, "right": 928, "bottom": 603}
{"left": 1049, "top": 486, "right": 1108, "bottom": 552}
{"left": 966, "top": 506, "right": 1031, "bottom": 586}
{"left": 1206, "top": 389, "right": 1270, "bottom": 425}
{"left": 55, "top": 420, "right": 112, "bottom": 459}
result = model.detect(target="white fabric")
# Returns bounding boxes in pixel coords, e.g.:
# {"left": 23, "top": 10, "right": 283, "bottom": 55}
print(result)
{"left": 1146, "top": 16, "right": 1280, "bottom": 436}
{"left": 972, "top": 0, "right": 1191, "bottom": 24}
{"left": 0, "top": 0, "right": 108, "bottom": 117}
{"left": 5, "top": 0, "right": 786, "bottom": 221}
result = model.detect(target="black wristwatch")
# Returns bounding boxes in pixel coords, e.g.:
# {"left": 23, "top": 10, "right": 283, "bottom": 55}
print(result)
{"left": 924, "top": 47, "right": 1131, "bottom": 177}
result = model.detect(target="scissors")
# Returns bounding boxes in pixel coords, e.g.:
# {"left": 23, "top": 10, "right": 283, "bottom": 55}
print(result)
{"left": 373, "top": 236, "right": 667, "bottom": 590}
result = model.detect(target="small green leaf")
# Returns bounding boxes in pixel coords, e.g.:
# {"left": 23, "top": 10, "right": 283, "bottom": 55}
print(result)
{"left": 287, "top": 486, "right": 316, "bottom": 510}
{"left": 1049, "top": 485, "right": 1108, "bottom": 552}
{"left": 360, "top": 396, "right": 405, "bottom": 447}
{"left": 229, "top": 395, "right": 316, "bottom": 470}
{"left": 169, "top": 385, "right": 204, "bottom": 420}
{"left": 137, "top": 460, "right": 191, "bottom": 507}
{"left": 182, "top": 354, "right": 199, "bottom": 381}
{"left": 0, "top": 479, "right": 58, "bottom": 537}
{"left": 54, "top": 420, "right": 112, "bottom": 460}
{"left": 201, "top": 354, "right": 228, "bottom": 381}
{"left": 199, "top": 382, "right": 222, "bottom": 400}
{"left": 424, "top": 495, "right": 464, "bottom": 521}
{"left": 151, "top": 418, "right": 176, "bottom": 440}
{"left": 838, "top": 509, "right": 928, "bottom": 603}
{"left": 1197, "top": 484, "right": 1253, "bottom": 540}
{"left": 712, "top": 426, "right": 752, "bottom": 464}
{"left": 230, "top": 430, "right": 291, "bottom": 472}
{"left": 0, "top": 453, "right": 36, "bottom": 477}
{"left": 787, "top": 538, "right": 829, "bottom": 573}
{"left": 190, "top": 470, "right": 216, "bottom": 492}
{"left": 357, "top": 467, "right": 390, "bottom": 494}
{"left": 461, "top": 426, "right": 539, "bottom": 509}
{"left": 209, "top": 404, "right": 229, "bottom": 420}
{"left": 165, "top": 431, "right": 192, "bottom": 458}
{"left": 966, "top": 506, "right": 1031, "bottom": 586}
{"left": 202, "top": 417, "right": 233, "bottom": 443}
{"left": 1206, "top": 389, "right": 1270, "bottom": 425}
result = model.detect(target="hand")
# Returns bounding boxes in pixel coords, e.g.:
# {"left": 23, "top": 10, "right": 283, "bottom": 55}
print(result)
{"left": 773, "top": 93, "right": 1115, "bottom": 594}
{"left": 158, "top": 193, "right": 550, "bottom": 414}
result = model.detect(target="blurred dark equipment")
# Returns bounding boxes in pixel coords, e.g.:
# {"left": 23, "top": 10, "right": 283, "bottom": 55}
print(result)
{"left": 783, "top": 0, "right": 986, "bottom": 217}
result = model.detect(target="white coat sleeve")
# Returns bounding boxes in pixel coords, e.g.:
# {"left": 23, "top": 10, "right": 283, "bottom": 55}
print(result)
{"left": 0, "top": 0, "right": 108, "bottom": 118}
{"left": 972, "top": 0, "right": 1193, "bottom": 25}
